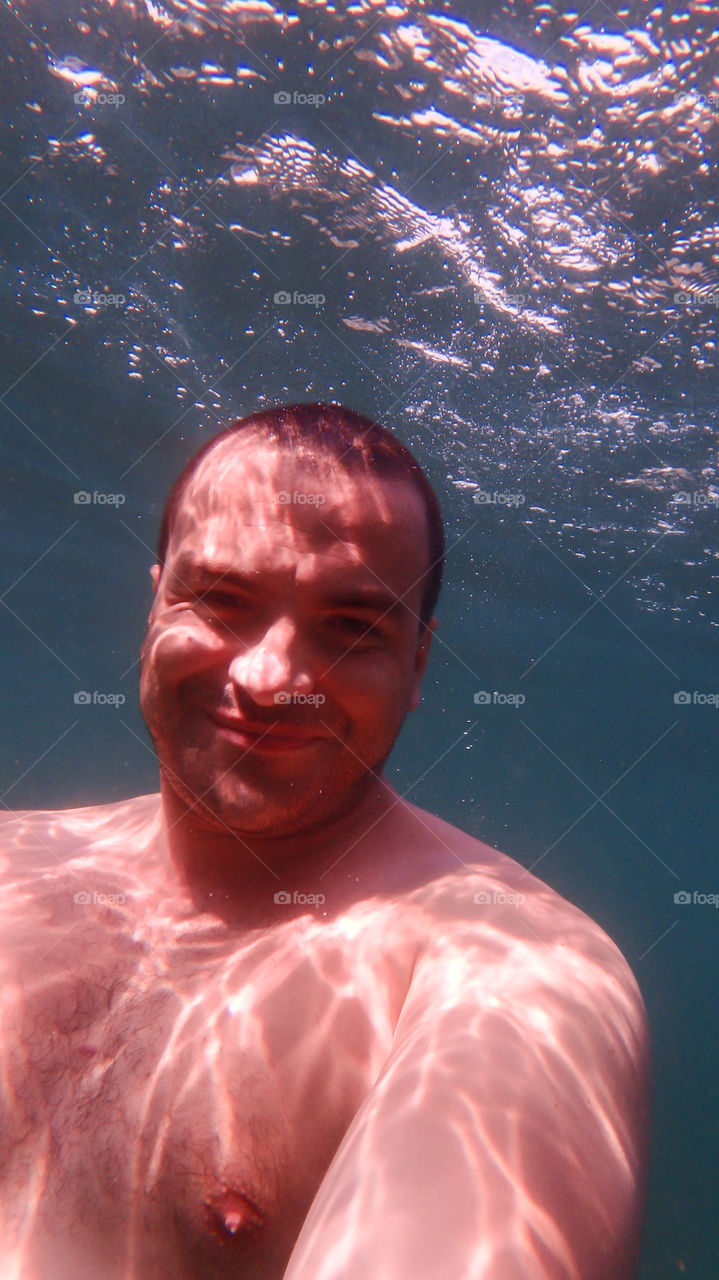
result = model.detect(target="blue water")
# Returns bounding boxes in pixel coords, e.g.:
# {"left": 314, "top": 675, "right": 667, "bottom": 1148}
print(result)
{"left": 2, "top": 1, "right": 719, "bottom": 1274}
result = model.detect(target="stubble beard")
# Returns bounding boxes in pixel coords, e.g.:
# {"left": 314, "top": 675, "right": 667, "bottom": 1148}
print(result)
{"left": 140, "top": 661, "right": 405, "bottom": 842}
{"left": 149, "top": 712, "right": 388, "bottom": 842}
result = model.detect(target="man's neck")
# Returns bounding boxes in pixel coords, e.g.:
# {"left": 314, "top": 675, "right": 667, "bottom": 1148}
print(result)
{"left": 158, "top": 773, "right": 406, "bottom": 926}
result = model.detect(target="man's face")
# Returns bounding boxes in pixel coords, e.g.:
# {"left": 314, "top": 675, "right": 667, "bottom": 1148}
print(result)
{"left": 139, "top": 438, "right": 436, "bottom": 839}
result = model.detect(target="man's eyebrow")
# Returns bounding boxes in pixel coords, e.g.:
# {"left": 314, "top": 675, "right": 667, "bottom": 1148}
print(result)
{"left": 171, "top": 562, "right": 406, "bottom": 612}
{"left": 321, "top": 589, "right": 405, "bottom": 613}
{"left": 173, "top": 559, "right": 254, "bottom": 588}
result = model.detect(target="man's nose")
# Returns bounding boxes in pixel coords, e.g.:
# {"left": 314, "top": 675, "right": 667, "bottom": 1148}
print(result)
{"left": 227, "top": 616, "right": 315, "bottom": 707}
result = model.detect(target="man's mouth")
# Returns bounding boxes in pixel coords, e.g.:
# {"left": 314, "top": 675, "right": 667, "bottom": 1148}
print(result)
{"left": 206, "top": 711, "right": 325, "bottom": 754}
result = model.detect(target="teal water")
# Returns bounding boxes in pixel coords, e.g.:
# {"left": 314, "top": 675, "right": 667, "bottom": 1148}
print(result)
{"left": 2, "top": 1, "right": 719, "bottom": 1274}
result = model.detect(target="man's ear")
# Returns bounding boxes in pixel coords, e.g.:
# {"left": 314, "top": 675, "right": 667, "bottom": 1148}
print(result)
{"left": 409, "top": 616, "right": 438, "bottom": 712}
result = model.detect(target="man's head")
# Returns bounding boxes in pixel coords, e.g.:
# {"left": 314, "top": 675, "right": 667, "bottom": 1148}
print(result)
{"left": 140, "top": 402, "right": 444, "bottom": 840}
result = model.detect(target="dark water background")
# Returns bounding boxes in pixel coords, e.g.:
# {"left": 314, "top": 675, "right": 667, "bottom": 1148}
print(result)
{"left": 1, "top": 0, "right": 718, "bottom": 1274}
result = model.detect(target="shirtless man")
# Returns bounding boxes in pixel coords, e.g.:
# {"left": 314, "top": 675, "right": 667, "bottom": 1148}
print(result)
{"left": 0, "top": 402, "right": 651, "bottom": 1280}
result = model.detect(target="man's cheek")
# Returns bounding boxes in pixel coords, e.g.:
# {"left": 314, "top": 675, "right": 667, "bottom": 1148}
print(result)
{"left": 142, "top": 617, "right": 222, "bottom": 683}
{"left": 338, "top": 668, "right": 404, "bottom": 729}
{"left": 347, "top": 655, "right": 405, "bottom": 700}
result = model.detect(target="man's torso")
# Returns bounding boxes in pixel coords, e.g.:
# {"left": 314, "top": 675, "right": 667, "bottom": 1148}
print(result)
{"left": 0, "top": 791, "right": 590, "bottom": 1280}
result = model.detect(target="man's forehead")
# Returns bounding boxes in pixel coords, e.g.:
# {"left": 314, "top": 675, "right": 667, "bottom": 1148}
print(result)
{"left": 171, "top": 437, "right": 427, "bottom": 548}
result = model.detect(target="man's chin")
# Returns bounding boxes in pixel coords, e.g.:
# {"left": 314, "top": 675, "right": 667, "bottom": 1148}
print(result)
{"left": 158, "top": 764, "right": 318, "bottom": 836}
{"left": 159, "top": 763, "right": 378, "bottom": 845}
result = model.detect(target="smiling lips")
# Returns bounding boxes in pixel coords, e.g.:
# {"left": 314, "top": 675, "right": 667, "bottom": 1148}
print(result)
{"left": 207, "top": 711, "right": 324, "bottom": 753}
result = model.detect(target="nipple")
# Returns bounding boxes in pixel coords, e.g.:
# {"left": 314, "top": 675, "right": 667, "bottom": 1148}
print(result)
{"left": 204, "top": 1189, "right": 265, "bottom": 1239}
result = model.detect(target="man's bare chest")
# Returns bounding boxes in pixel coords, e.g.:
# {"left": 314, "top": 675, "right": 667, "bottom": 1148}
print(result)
{"left": 2, "top": 900, "right": 417, "bottom": 1279}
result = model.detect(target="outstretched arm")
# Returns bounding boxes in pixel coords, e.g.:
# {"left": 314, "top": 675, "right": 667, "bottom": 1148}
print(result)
{"left": 283, "top": 911, "right": 651, "bottom": 1280}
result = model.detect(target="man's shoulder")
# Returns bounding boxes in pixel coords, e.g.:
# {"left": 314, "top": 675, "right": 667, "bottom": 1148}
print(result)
{"left": 0, "top": 792, "right": 162, "bottom": 873}
{"left": 403, "top": 803, "right": 646, "bottom": 1017}
{"left": 0, "top": 791, "right": 160, "bottom": 825}
{"left": 0, "top": 793, "right": 166, "bottom": 974}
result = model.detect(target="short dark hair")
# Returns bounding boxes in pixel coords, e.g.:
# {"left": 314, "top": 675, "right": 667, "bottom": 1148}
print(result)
{"left": 156, "top": 402, "right": 445, "bottom": 630}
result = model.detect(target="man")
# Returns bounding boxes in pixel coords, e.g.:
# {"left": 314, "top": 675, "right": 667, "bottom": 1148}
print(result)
{"left": 0, "top": 402, "right": 650, "bottom": 1280}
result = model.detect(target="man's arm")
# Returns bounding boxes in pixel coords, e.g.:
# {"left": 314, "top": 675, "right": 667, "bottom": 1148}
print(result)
{"left": 283, "top": 906, "right": 651, "bottom": 1280}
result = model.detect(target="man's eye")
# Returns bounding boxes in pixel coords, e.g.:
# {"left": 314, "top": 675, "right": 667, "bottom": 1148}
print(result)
{"left": 197, "top": 592, "right": 249, "bottom": 613}
{"left": 328, "top": 616, "right": 380, "bottom": 638}
{"left": 205, "top": 592, "right": 240, "bottom": 605}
